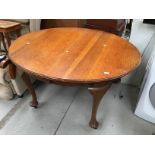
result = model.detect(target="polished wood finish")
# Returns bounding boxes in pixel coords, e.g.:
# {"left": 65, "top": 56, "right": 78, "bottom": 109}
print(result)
{"left": 88, "top": 82, "right": 112, "bottom": 129}
{"left": 9, "top": 28, "right": 141, "bottom": 84}
{"left": 21, "top": 72, "right": 38, "bottom": 108}
{"left": 8, "top": 28, "right": 141, "bottom": 129}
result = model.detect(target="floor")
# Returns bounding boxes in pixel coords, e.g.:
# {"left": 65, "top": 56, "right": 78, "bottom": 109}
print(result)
{"left": 0, "top": 82, "right": 155, "bottom": 135}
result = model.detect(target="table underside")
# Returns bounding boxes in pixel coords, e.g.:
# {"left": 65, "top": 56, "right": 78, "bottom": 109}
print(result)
{"left": 9, "top": 62, "right": 121, "bottom": 129}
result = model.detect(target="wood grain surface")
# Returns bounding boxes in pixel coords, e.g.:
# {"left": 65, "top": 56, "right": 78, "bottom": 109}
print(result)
{"left": 9, "top": 28, "right": 141, "bottom": 84}
{"left": 0, "top": 20, "right": 21, "bottom": 33}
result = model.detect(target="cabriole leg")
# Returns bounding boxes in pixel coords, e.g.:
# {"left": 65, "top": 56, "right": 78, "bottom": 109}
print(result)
{"left": 88, "top": 83, "right": 111, "bottom": 129}
{"left": 22, "top": 72, "right": 38, "bottom": 108}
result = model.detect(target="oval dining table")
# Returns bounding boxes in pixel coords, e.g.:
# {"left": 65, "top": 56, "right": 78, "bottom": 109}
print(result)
{"left": 8, "top": 28, "right": 141, "bottom": 129}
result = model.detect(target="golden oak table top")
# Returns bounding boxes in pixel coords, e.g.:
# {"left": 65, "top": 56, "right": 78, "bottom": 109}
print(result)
{"left": 9, "top": 28, "right": 141, "bottom": 83}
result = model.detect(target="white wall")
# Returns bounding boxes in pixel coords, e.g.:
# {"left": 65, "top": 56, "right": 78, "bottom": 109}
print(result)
{"left": 122, "top": 19, "right": 155, "bottom": 87}
{"left": 130, "top": 19, "right": 155, "bottom": 53}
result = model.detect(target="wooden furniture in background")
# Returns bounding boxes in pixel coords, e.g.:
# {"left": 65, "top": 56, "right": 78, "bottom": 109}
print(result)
{"left": 0, "top": 20, "right": 21, "bottom": 53}
{"left": 85, "top": 19, "right": 126, "bottom": 36}
{"left": 9, "top": 28, "right": 141, "bottom": 129}
{"left": 41, "top": 19, "right": 85, "bottom": 29}
{"left": 0, "top": 57, "right": 9, "bottom": 68}
{"left": 41, "top": 19, "right": 125, "bottom": 36}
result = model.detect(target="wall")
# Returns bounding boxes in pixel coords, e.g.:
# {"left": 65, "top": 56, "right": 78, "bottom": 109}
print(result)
{"left": 130, "top": 19, "right": 155, "bottom": 53}
{"left": 122, "top": 19, "right": 155, "bottom": 87}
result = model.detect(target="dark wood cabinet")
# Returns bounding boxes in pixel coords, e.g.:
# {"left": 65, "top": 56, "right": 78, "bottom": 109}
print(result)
{"left": 85, "top": 19, "right": 125, "bottom": 36}
{"left": 41, "top": 19, "right": 125, "bottom": 36}
{"left": 41, "top": 19, "right": 86, "bottom": 29}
